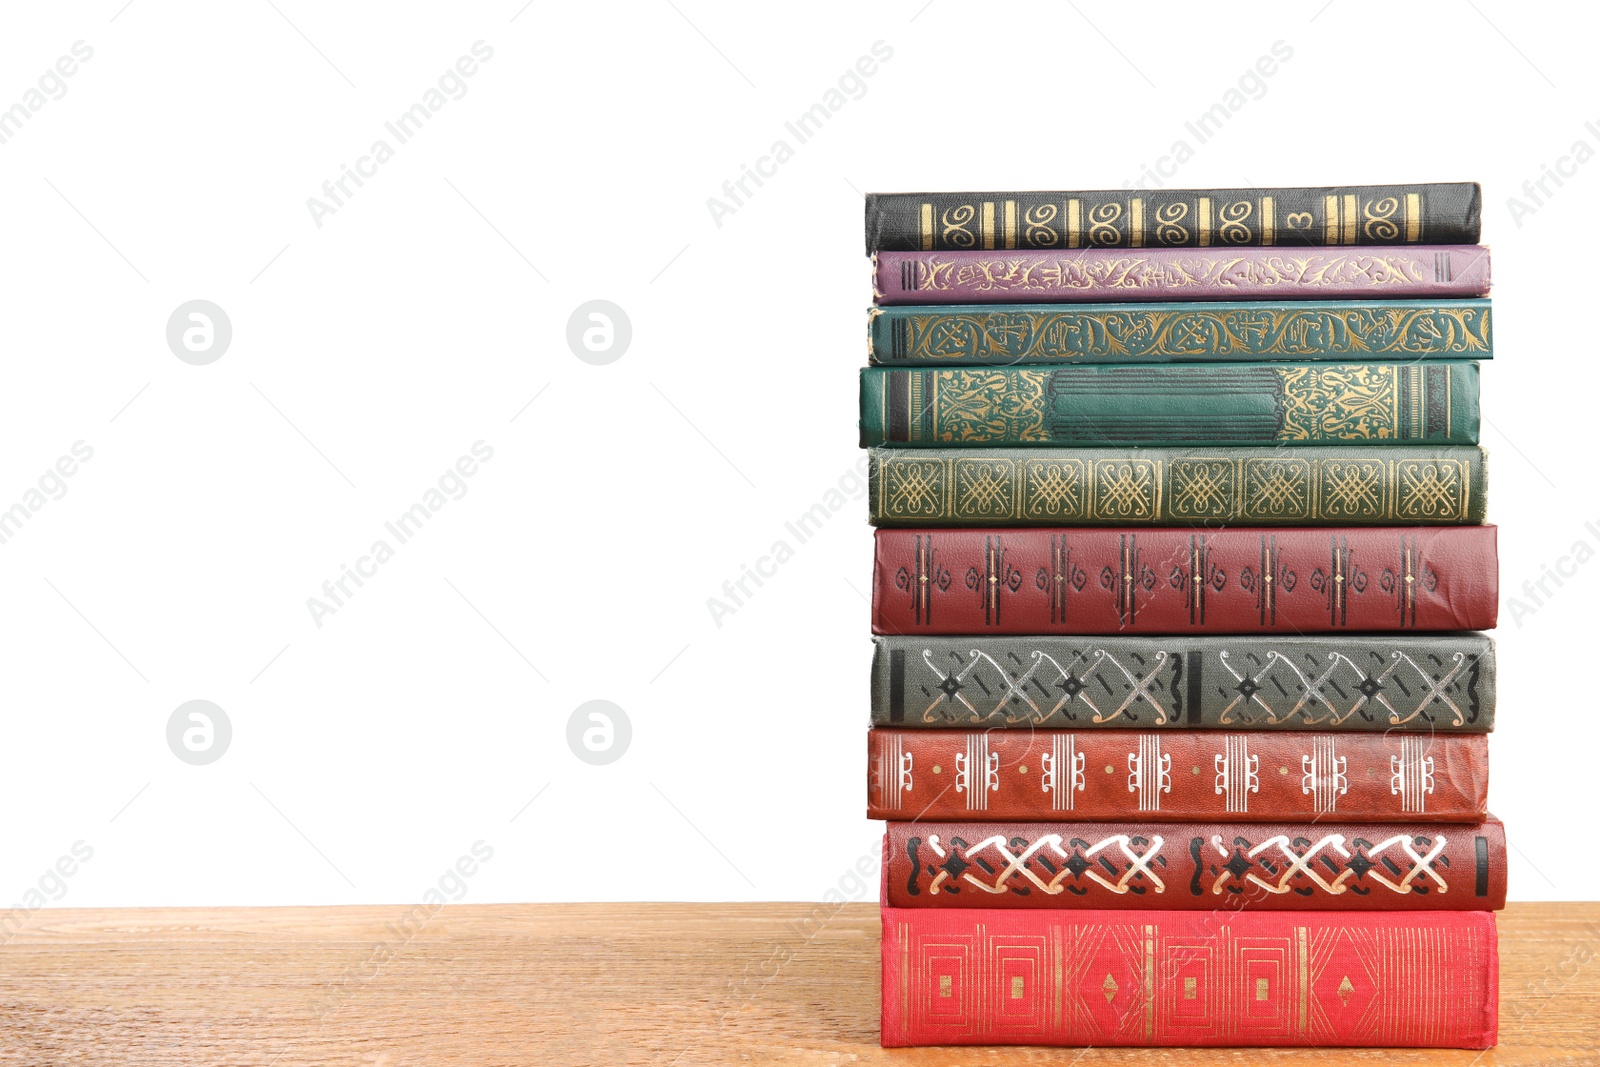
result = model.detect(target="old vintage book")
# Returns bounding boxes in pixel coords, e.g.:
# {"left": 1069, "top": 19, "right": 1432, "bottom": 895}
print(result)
{"left": 883, "top": 818, "right": 1506, "bottom": 910}
{"left": 880, "top": 906, "right": 1498, "bottom": 1048}
{"left": 866, "top": 299, "right": 1494, "bottom": 365}
{"left": 872, "top": 526, "right": 1498, "bottom": 635}
{"left": 860, "top": 363, "right": 1478, "bottom": 447}
{"left": 870, "top": 633, "right": 1495, "bottom": 731}
{"left": 867, "top": 446, "right": 1486, "bottom": 525}
{"left": 867, "top": 728, "right": 1487, "bottom": 822}
{"left": 872, "top": 246, "right": 1490, "bottom": 305}
{"left": 865, "top": 183, "right": 1482, "bottom": 252}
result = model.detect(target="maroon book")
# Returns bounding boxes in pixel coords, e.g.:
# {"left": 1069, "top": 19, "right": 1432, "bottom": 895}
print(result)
{"left": 869, "top": 729, "right": 1487, "bottom": 822}
{"left": 872, "top": 526, "right": 1497, "bottom": 635}
{"left": 881, "top": 905, "right": 1499, "bottom": 1047}
{"left": 882, "top": 818, "right": 1505, "bottom": 910}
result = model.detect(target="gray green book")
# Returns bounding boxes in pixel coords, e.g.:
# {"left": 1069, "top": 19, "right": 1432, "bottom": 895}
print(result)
{"left": 871, "top": 633, "right": 1494, "bottom": 732}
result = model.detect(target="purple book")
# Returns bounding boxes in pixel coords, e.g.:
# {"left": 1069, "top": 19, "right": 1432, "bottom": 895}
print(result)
{"left": 873, "top": 245, "right": 1489, "bottom": 305}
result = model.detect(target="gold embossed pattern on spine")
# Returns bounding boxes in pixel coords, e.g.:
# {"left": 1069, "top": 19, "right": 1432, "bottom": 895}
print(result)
{"left": 892, "top": 913, "right": 1490, "bottom": 1044}
{"left": 910, "top": 192, "right": 1435, "bottom": 249}
{"left": 926, "top": 370, "right": 1051, "bottom": 445}
{"left": 870, "top": 450, "right": 1478, "bottom": 525}
{"left": 1278, "top": 365, "right": 1405, "bottom": 442}
{"left": 879, "top": 365, "right": 1458, "bottom": 446}
{"left": 880, "top": 305, "right": 1492, "bottom": 364}
{"left": 898, "top": 249, "right": 1477, "bottom": 299}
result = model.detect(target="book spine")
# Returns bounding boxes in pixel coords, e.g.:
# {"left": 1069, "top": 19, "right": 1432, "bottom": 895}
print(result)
{"left": 859, "top": 364, "right": 1478, "bottom": 447}
{"left": 872, "top": 246, "right": 1491, "bottom": 305}
{"left": 871, "top": 526, "right": 1498, "bottom": 635}
{"left": 871, "top": 633, "right": 1496, "bottom": 731}
{"left": 868, "top": 446, "right": 1487, "bottom": 525}
{"left": 880, "top": 905, "right": 1499, "bottom": 1048}
{"left": 865, "top": 299, "right": 1494, "bottom": 365}
{"left": 868, "top": 729, "right": 1487, "bottom": 822}
{"left": 865, "top": 183, "right": 1483, "bottom": 253}
{"left": 884, "top": 819, "right": 1506, "bottom": 910}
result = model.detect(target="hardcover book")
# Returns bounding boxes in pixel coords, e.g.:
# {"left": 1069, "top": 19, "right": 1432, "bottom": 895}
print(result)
{"left": 880, "top": 906, "right": 1499, "bottom": 1048}
{"left": 867, "top": 446, "right": 1486, "bottom": 525}
{"left": 870, "top": 633, "right": 1495, "bottom": 732}
{"left": 868, "top": 729, "right": 1487, "bottom": 822}
{"left": 865, "top": 183, "right": 1483, "bottom": 252}
{"left": 860, "top": 363, "right": 1478, "bottom": 447}
{"left": 872, "top": 246, "right": 1491, "bottom": 305}
{"left": 872, "top": 526, "right": 1498, "bottom": 636}
{"left": 883, "top": 818, "right": 1506, "bottom": 910}
{"left": 866, "top": 299, "right": 1494, "bottom": 365}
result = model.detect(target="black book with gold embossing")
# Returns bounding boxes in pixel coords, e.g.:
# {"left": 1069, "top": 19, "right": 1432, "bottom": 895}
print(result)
{"left": 865, "top": 183, "right": 1481, "bottom": 253}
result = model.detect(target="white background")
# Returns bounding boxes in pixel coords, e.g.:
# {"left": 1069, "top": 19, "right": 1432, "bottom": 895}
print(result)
{"left": 0, "top": 0, "right": 1593, "bottom": 911}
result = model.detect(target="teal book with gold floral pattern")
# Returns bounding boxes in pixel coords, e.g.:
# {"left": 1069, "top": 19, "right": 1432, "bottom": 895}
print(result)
{"left": 867, "top": 300, "right": 1492, "bottom": 365}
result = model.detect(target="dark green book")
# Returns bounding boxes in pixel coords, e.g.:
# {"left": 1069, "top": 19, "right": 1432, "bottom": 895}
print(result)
{"left": 867, "top": 299, "right": 1493, "bottom": 365}
{"left": 859, "top": 362, "right": 1478, "bottom": 447}
{"left": 871, "top": 633, "right": 1494, "bottom": 732}
{"left": 868, "top": 446, "right": 1486, "bottom": 526}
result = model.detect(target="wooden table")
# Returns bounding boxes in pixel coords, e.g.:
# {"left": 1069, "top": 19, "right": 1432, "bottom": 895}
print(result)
{"left": 1, "top": 902, "right": 1595, "bottom": 1064}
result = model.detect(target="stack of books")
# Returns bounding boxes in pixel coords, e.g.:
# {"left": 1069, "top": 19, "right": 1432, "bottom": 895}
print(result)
{"left": 858, "top": 183, "right": 1501, "bottom": 1050}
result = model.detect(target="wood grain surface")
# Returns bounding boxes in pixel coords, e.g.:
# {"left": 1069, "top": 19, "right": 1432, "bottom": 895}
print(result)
{"left": 0, "top": 902, "right": 1595, "bottom": 1065}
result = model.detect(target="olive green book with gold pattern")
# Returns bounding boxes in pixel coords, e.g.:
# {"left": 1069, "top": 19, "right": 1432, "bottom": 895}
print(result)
{"left": 867, "top": 445, "right": 1486, "bottom": 526}
{"left": 859, "top": 362, "right": 1478, "bottom": 447}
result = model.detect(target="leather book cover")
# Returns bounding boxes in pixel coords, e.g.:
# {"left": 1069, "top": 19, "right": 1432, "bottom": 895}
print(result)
{"left": 868, "top": 729, "right": 1487, "bottom": 822}
{"left": 867, "top": 299, "right": 1494, "bottom": 365}
{"left": 883, "top": 818, "right": 1506, "bottom": 910}
{"left": 859, "top": 363, "right": 1478, "bottom": 447}
{"left": 868, "top": 446, "right": 1487, "bottom": 525}
{"left": 864, "top": 183, "right": 1482, "bottom": 252}
{"left": 880, "top": 905, "right": 1499, "bottom": 1048}
{"left": 872, "top": 246, "right": 1491, "bottom": 305}
{"left": 870, "top": 633, "right": 1495, "bottom": 732}
{"left": 871, "top": 526, "right": 1498, "bottom": 635}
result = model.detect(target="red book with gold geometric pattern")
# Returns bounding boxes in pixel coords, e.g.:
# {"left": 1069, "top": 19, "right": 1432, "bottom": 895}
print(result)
{"left": 869, "top": 728, "right": 1488, "bottom": 821}
{"left": 880, "top": 906, "right": 1498, "bottom": 1048}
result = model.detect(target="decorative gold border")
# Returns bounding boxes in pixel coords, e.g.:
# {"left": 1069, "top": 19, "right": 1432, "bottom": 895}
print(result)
{"left": 871, "top": 452, "right": 1475, "bottom": 523}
